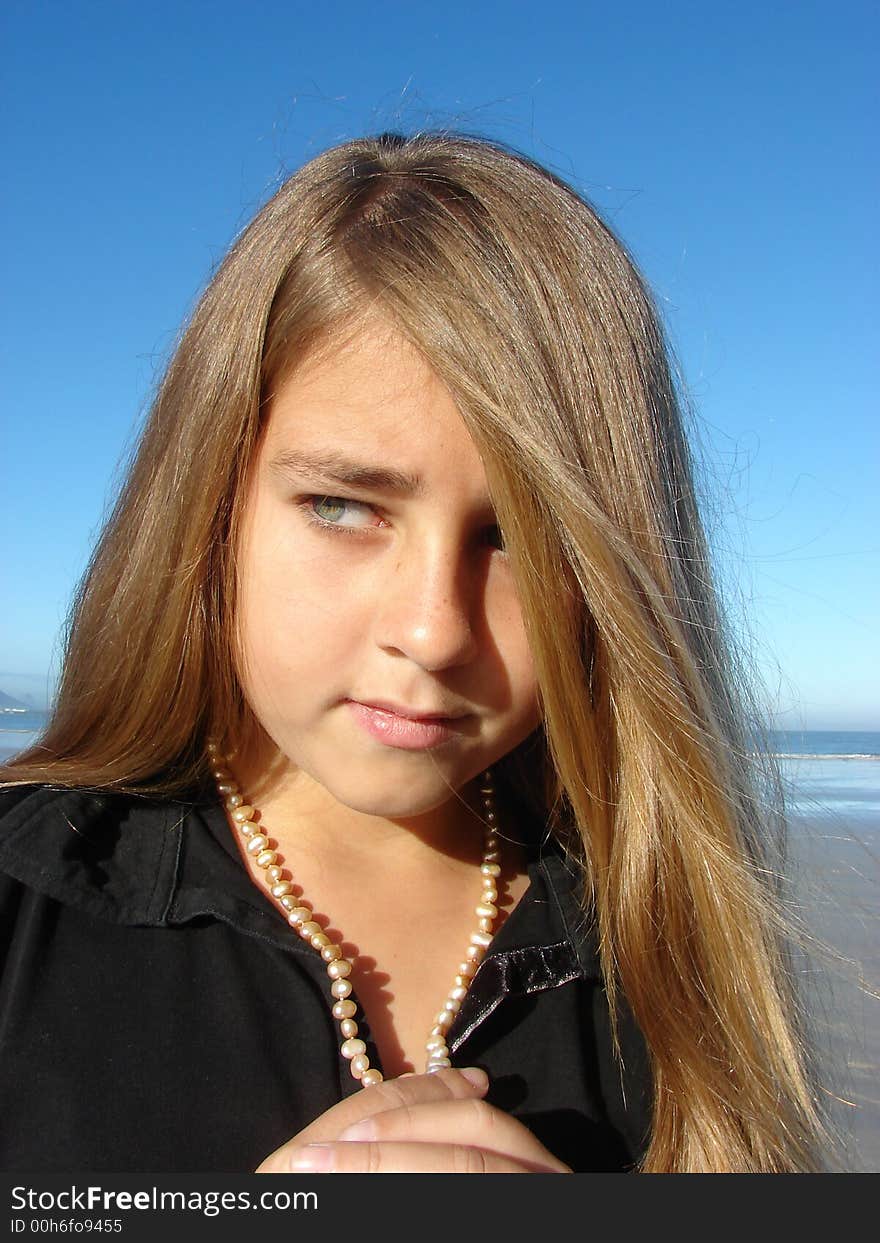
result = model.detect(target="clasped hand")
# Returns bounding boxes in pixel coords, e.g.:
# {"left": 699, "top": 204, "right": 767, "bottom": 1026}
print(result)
{"left": 256, "top": 1066, "right": 572, "bottom": 1174}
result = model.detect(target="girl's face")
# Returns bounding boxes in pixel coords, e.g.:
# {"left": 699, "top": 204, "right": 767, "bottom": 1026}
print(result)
{"left": 234, "top": 318, "right": 542, "bottom": 820}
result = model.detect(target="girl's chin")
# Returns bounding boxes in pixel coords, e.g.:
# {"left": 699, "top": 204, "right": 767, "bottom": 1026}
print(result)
{"left": 231, "top": 719, "right": 491, "bottom": 812}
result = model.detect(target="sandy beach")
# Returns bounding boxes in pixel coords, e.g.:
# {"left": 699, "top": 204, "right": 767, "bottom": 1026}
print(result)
{"left": 787, "top": 812, "right": 880, "bottom": 1171}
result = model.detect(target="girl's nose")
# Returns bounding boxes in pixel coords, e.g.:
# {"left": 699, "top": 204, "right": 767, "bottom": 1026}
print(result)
{"left": 373, "top": 537, "right": 482, "bottom": 671}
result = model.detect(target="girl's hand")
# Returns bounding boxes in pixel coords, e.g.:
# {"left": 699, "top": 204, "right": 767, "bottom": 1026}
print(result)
{"left": 255, "top": 1066, "right": 572, "bottom": 1173}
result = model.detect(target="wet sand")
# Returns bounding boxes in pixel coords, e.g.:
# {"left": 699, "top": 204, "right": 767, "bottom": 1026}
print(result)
{"left": 786, "top": 812, "right": 880, "bottom": 1171}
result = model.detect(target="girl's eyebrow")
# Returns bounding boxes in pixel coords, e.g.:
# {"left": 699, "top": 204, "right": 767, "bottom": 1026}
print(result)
{"left": 268, "top": 448, "right": 427, "bottom": 498}
{"left": 268, "top": 448, "right": 497, "bottom": 514}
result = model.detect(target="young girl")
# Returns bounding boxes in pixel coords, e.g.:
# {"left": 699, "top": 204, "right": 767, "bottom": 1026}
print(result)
{"left": 0, "top": 130, "right": 825, "bottom": 1173}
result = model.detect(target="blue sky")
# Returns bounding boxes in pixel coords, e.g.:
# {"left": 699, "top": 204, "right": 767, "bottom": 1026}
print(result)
{"left": 2, "top": 0, "right": 877, "bottom": 729}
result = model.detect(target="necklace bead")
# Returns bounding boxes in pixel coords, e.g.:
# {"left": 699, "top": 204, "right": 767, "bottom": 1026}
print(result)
{"left": 210, "top": 746, "right": 502, "bottom": 1087}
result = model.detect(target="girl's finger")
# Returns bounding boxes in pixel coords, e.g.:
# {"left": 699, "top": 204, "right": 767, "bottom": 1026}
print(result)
{"left": 255, "top": 1068, "right": 489, "bottom": 1172}
{"left": 334, "top": 1097, "right": 571, "bottom": 1173}
{"left": 289, "top": 1139, "right": 567, "bottom": 1174}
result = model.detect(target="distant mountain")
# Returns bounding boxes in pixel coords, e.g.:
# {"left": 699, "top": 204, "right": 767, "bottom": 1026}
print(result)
{"left": 0, "top": 690, "right": 35, "bottom": 711}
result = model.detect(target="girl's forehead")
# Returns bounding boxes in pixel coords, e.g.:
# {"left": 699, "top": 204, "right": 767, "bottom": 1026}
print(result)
{"left": 260, "top": 327, "right": 494, "bottom": 501}
{"left": 267, "top": 320, "right": 440, "bottom": 415}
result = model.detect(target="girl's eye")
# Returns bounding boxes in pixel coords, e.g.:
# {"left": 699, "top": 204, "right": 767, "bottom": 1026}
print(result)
{"left": 302, "top": 495, "right": 379, "bottom": 534}
{"left": 301, "top": 494, "right": 506, "bottom": 554}
{"left": 485, "top": 524, "right": 505, "bottom": 552}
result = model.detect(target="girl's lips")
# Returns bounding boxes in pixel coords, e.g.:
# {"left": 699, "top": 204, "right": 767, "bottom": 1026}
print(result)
{"left": 346, "top": 700, "right": 463, "bottom": 750}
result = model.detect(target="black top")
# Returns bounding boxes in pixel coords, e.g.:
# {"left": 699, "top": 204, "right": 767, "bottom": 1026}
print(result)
{"left": 0, "top": 782, "right": 651, "bottom": 1173}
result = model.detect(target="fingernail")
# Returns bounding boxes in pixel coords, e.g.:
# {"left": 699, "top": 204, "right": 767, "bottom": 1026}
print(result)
{"left": 338, "top": 1118, "right": 377, "bottom": 1141}
{"left": 290, "top": 1144, "right": 335, "bottom": 1172}
{"left": 458, "top": 1066, "right": 489, "bottom": 1089}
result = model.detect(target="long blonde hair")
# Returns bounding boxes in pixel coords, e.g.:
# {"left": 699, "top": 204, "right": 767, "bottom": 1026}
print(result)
{"left": 4, "top": 130, "right": 826, "bottom": 1170}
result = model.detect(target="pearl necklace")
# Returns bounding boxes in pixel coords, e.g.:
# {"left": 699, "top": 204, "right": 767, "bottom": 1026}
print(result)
{"left": 207, "top": 741, "right": 503, "bottom": 1088}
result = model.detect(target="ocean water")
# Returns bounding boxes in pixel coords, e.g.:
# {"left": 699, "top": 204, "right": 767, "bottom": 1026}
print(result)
{"left": 768, "top": 729, "right": 880, "bottom": 759}
{"left": 0, "top": 709, "right": 48, "bottom": 761}
{"left": 767, "top": 730, "right": 880, "bottom": 820}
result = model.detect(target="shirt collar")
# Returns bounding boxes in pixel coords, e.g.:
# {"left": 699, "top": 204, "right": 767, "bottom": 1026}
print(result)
{"left": 0, "top": 782, "right": 601, "bottom": 986}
